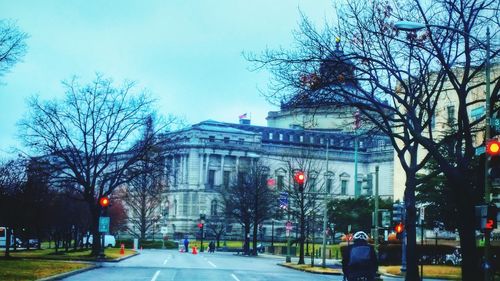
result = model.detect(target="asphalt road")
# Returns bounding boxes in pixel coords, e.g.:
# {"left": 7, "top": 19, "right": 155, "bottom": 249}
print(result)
{"left": 61, "top": 249, "right": 441, "bottom": 281}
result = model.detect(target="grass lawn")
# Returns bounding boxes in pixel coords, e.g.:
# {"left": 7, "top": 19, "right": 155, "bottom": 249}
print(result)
{"left": 0, "top": 259, "right": 90, "bottom": 281}
{"left": 2, "top": 247, "right": 135, "bottom": 261}
{"left": 381, "top": 265, "right": 461, "bottom": 280}
{"left": 282, "top": 262, "right": 342, "bottom": 274}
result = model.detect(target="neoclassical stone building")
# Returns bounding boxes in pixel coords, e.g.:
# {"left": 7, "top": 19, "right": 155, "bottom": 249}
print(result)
{"left": 160, "top": 118, "right": 394, "bottom": 239}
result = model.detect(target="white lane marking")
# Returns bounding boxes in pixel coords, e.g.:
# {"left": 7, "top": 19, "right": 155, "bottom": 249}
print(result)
{"left": 208, "top": 260, "right": 217, "bottom": 268}
{"left": 231, "top": 273, "right": 241, "bottom": 281}
{"left": 151, "top": 270, "right": 161, "bottom": 281}
{"left": 163, "top": 259, "right": 168, "bottom": 265}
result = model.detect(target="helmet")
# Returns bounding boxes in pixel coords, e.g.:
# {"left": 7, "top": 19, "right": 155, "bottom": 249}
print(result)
{"left": 353, "top": 231, "right": 368, "bottom": 240}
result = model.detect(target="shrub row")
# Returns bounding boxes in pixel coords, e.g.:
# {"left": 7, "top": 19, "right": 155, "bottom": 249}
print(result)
{"left": 115, "top": 239, "right": 178, "bottom": 249}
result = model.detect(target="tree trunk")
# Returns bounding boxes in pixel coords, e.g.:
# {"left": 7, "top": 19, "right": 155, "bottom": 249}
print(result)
{"left": 298, "top": 191, "right": 305, "bottom": 264}
{"left": 252, "top": 222, "right": 258, "bottom": 256}
{"left": 90, "top": 206, "right": 102, "bottom": 256}
{"left": 243, "top": 223, "right": 250, "bottom": 255}
{"left": 4, "top": 227, "right": 11, "bottom": 258}
{"left": 404, "top": 172, "right": 419, "bottom": 281}
{"left": 454, "top": 181, "right": 480, "bottom": 281}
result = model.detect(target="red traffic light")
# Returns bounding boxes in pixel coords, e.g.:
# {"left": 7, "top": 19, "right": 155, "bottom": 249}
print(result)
{"left": 99, "top": 196, "right": 110, "bottom": 208}
{"left": 294, "top": 171, "right": 305, "bottom": 185}
{"left": 197, "top": 223, "right": 204, "bottom": 229}
{"left": 487, "top": 140, "right": 500, "bottom": 156}
{"left": 395, "top": 222, "right": 404, "bottom": 234}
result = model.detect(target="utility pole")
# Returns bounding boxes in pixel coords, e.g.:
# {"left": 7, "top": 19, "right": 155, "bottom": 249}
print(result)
{"left": 484, "top": 26, "right": 492, "bottom": 281}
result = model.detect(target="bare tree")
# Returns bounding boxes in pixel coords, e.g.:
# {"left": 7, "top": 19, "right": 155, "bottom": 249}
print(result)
{"left": 249, "top": 0, "right": 499, "bottom": 278}
{"left": 221, "top": 160, "right": 278, "bottom": 255}
{"left": 276, "top": 149, "right": 327, "bottom": 265}
{"left": 121, "top": 117, "right": 167, "bottom": 240}
{"left": 18, "top": 75, "right": 159, "bottom": 256}
{"left": 0, "top": 20, "right": 28, "bottom": 78}
{"left": 0, "top": 158, "right": 26, "bottom": 257}
{"left": 205, "top": 216, "right": 226, "bottom": 248}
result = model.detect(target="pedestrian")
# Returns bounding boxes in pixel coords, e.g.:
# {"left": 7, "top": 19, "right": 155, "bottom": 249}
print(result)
{"left": 209, "top": 241, "right": 215, "bottom": 253}
{"left": 342, "top": 231, "right": 378, "bottom": 281}
{"left": 183, "top": 237, "right": 189, "bottom": 253}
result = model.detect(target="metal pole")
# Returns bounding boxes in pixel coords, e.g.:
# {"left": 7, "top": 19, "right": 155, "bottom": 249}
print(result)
{"left": 484, "top": 26, "right": 491, "bottom": 281}
{"left": 354, "top": 130, "right": 359, "bottom": 198}
{"left": 286, "top": 209, "right": 291, "bottom": 262}
{"left": 321, "top": 141, "right": 329, "bottom": 267}
{"left": 374, "top": 166, "right": 379, "bottom": 254}
{"left": 271, "top": 220, "right": 274, "bottom": 247}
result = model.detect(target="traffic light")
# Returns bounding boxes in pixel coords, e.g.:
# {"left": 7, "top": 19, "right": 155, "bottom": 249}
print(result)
{"left": 294, "top": 171, "right": 305, "bottom": 192}
{"left": 395, "top": 222, "right": 404, "bottom": 234}
{"left": 487, "top": 140, "right": 500, "bottom": 156}
{"left": 486, "top": 205, "right": 498, "bottom": 231}
{"left": 197, "top": 223, "right": 204, "bottom": 229}
{"left": 489, "top": 155, "right": 500, "bottom": 181}
{"left": 99, "top": 196, "right": 110, "bottom": 208}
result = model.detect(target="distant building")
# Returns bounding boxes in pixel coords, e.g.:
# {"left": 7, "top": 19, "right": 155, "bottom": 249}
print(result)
{"left": 159, "top": 118, "right": 393, "bottom": 239}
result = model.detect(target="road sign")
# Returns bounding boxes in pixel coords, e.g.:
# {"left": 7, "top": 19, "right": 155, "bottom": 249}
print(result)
{"left": 471, "top": 106, "right": 485, "bottom": 119}
{"left": 160, "top": 227, "right": 168, "bottom": 234}
{"left": 279, "top": 192, "right": 288, "bottom": 209}
{"left": 286, "top": 221, "right": 293, "bottom": 230}
{"left": 99, "top": 216, "right": 110, "bottom": 233}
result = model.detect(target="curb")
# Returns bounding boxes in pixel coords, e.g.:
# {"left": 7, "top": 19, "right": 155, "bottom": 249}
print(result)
{"left": 37, "top": 264, "right": 100, "bottom": 281}
{"left": 102, "top": 251, "right": 139, "bottom": 263}
{"left": 278, "top": 263, "right": 343, "bottom": 275}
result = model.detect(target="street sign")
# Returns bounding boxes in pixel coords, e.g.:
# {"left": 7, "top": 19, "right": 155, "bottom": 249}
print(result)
{"left": 471, "top": 106, "right": 485, "bottom": 119}
{"left": 160, "top": 227, "right": 168, "bottom": 234}
{"left": 279, "top": 192, "right": 288, "bottom": 209}
{"left": 381, "top": 210, "right": 391, "bottom": 227}
{"left": 286, "top": 221, "right": 293, "bottom": 230}
{"left": 99, "top": 216, "right": 110, "bottom": 233}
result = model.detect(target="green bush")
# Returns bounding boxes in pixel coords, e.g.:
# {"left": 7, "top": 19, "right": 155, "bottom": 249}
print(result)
{"left": 114, "top": 239, "right": 178, "bottom": 249}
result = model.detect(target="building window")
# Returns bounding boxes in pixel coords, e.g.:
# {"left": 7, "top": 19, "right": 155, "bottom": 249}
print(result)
{"left": 223, "top": 171, "right": 230, "bottom": 188}
{"left": 238, "top": 138, "right": 244, "bottom": 144}
{"left": 224, "top": 137, "right": 230, "bottom": 143}
{"left": 309, "top": 177, "right": 316, "bottom": 192}
{"left": 447, "top": 105, "right": 455, "bottom": 124}
{"left": 269, "top": 132, "right": 273, "bottom": 139}
{"left": 209, "top": 136, "right": 215, "bottom": 142}
{"left": 182, "top": 194, "right": 188, "bottom": 215}
{"left": 320, "top": 138, "right": 324, "bottom": 145}
{"left": 341, "top": 180, "right": 348, "bottom": 195}
{"left": 277, "top": 175, "right": 284, "bottom": 190}
{"left": 211, "top": 200, "right": 218, "bottom": 216}
{"left": 289, "top": 135, "right": 293, "bottom": 142}
{"left": 279, "top": 133, "right": 283, "bottom": 141}
{"left": 326, "top": 178, "right": 332, "bottom": 193}
{"left": 300, "top": 136, "right": 304, "bottom": 142}
{"left": 310, "top": 136, "right": 314, "bottom": 143}
{"left": 330, "top": 139, "right": 334, "bottom": 146}
{"left": 208, "top": 170, "right": 215, "bottom": 188}
{"left": 173, "top": 199, "right": 177, "bottom": 217}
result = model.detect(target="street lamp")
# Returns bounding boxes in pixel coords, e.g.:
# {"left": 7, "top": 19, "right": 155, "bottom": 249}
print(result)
{"left": 395, "top": 20, "right": 492, "bottom": 280}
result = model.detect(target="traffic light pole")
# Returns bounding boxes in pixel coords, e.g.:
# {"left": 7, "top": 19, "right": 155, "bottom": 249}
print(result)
{"left": 484, "top": 27, "right": 491, "bottom": 281}
{"left": 321, "top": 141, "right": 329, "bottom": 267}
{"left": 374, "top": 166, "right": 379, "bottom": 254}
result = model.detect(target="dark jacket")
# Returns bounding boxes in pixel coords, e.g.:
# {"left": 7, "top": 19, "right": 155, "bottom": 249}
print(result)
{"left": 342, "top": 239, "right": 378, "bottom": 281}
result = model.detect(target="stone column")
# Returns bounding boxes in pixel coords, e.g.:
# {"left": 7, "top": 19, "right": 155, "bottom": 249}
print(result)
{"left": 236, "top": 156, "right": 239, "bottom": 174}
{"left": 220, "top": 154, "right": 225, "bottom": 185}
{"left": 199, "top": 153, "right": 204, "bottom": 186}
{"left": 205, "top": 153, "right": 210, "bottom": 184}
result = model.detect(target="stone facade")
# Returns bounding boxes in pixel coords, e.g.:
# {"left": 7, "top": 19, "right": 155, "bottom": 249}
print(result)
{"left": 159, "top": 120, "right": 394, "bottom": 239}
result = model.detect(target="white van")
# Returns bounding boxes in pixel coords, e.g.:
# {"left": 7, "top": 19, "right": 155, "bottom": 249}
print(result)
{"left": 0, "top": 227, "right": 21, "bottom": 248}
{"left": 84, "top": 234, "right": 116, "bottom": 247}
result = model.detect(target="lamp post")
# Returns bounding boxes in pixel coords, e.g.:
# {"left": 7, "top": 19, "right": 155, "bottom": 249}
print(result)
{"left": 395, "top": 20, "right": 491, "bottom": 281}
{"left": 321, "top": 139, "right": 330, "bottom": 267}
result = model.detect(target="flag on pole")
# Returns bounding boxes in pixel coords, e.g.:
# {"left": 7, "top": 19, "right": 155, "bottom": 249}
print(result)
{"left": 239, "top": 113, "right": 248, "bottom": 119}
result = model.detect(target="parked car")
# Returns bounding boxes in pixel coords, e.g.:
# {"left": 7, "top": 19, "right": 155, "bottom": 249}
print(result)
{"left": 84, "top": 235, "right": 116, "bottom": 247}
{"left": 22, "top": 239, "right": 39, "bottom": 248}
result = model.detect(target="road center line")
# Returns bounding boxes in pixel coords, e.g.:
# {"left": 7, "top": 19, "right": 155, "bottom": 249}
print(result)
{"left": 231, "top": 273, "right": 241, "bottom": 281}
{"left": 163, "top": 259, "right": 168, "bottom": 265}
{"left": 151, "top": 270, "right": 161, "bottom": 281}
{"left": 208, "top": 261, "right": 217, "bottom": 268}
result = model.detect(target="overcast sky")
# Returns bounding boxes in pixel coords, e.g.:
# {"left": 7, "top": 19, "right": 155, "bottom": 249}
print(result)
{"left": 0, "top": 0, "right": 336, "bottom": 157}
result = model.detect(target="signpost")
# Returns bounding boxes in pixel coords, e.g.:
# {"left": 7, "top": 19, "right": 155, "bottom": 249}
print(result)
{"left": 99, "top": 217, "right": 110, "bottom": 233}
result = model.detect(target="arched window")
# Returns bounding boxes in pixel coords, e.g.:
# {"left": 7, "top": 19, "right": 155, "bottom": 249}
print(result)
{"left": 210, "top": 200, "right": 218, "bottom": 216}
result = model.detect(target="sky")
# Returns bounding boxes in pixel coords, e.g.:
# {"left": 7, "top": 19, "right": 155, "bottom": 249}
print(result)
{"left": 0, "top": 0, "right": 336, "bottom": 157}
